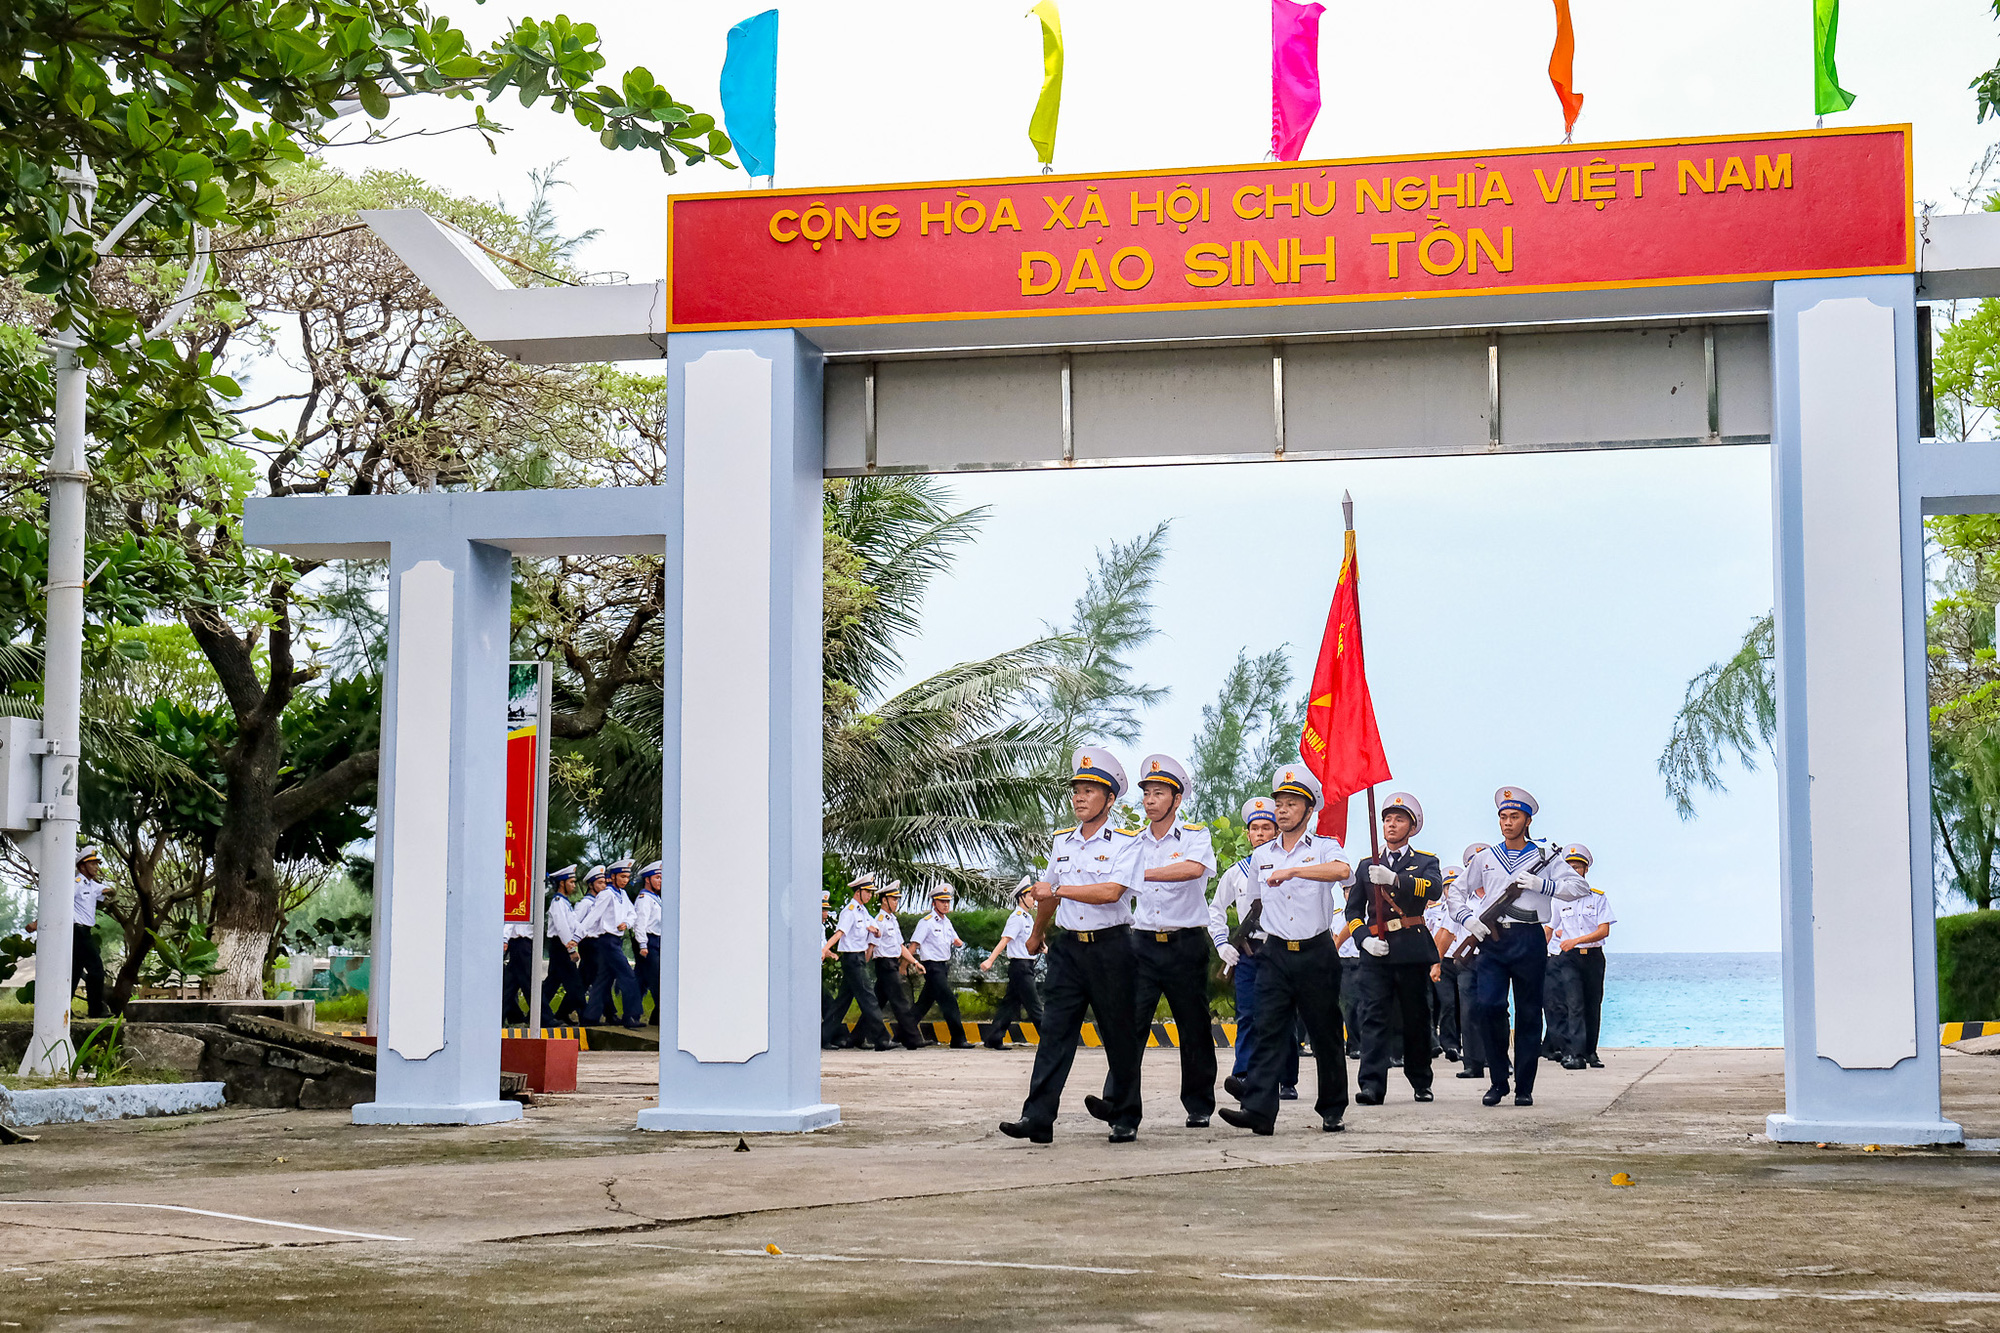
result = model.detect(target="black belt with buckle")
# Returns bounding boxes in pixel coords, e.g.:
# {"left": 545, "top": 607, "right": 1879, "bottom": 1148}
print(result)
{"left": 1144, "top": 927, "right": 1202, "bottom": 944}
{"left": 1276, "top": 934, "right": 1331, "bottom": 953}
{"left": 1070, "top": 925, "right": 1131, "bottom": 944}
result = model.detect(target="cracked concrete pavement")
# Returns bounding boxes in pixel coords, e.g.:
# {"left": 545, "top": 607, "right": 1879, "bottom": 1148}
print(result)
{"left": 4, "top": 1042, "right": 2000, "bottom": 1329}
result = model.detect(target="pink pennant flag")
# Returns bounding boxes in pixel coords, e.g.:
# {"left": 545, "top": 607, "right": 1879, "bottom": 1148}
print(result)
{"left": 1271, "top": 0, "right": 1325, "bottom": 162}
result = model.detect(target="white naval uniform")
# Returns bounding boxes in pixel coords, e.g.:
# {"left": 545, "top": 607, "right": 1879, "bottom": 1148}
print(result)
{"left": 832, "top": 901, "right": 873, "bottom": 953}
{"left": 1046, "top": 823, "right": 1142, "bottom": 932}
{"left": 1553, "top": 888, "right": 1616, "bottom": 945}
{"left": 1207, "top": 856, "right": 1260, "bottom": 949}
{"left": 503, "top": 920, "right": 533, "bottom": 941}
{"left": 573, "top": 890, "right": 611, "bottom": 939}
{"left": 633, "top": 889, "right": 662, "bottom": 941}
{"left": 1000, "top": 907, "right": 1036, "bottom": 958}
{"left": 1450, "top": 840, "right": 1590, "bottom": 932}
{"left": 74, "top": 874, "right": 105, "bottom": 926}
{"left": 547, "top": 895, "right": 579, "bottom": 949}
{"left": 1251, "top": 830, "right": 1352, "bottom": 941}
{"left": 910, "top": 913, "right": 959, "bottom": 963}
{"left": 871, "top": 908, "right": 907, "bottom": 959}
{"left": 1128, "top": 822, "right": 1216, "bottom": 931}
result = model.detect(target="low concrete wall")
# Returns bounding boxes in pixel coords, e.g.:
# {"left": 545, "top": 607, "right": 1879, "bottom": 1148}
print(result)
{"left": 0, "top": 1081, "right": 226, "bottom": 1128}
{"left": 123, "top": 999, "right": 316, "bottom": 1030}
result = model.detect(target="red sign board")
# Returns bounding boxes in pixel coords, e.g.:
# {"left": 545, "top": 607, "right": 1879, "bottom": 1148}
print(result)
{"left": 667, "top": 126, "right": 1912, "bottom": 331}
{"left": 502, "top": 724, "right": 537, "bottom": 922}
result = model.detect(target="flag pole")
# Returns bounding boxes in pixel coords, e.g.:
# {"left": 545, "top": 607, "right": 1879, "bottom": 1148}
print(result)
{"left": 1341, "top": 490, "right": 1383, "bottom": 865}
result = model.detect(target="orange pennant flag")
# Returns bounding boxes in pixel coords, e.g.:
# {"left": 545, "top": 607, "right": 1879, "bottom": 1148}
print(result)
{"left": 1548, "top": 0, "right": 1584, "bottom": 140}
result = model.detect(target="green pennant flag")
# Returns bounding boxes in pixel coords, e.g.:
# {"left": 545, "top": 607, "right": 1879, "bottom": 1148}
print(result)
{"left": 1813, "top": 0, "right": 1856, "bottom": 117}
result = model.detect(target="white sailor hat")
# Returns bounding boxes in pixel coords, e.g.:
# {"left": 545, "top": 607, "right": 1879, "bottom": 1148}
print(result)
{"left": 821, "top": 887, "right": 833, "bottom": 904}
{"left": 1563, "top": 843, "right": 1594, "bottom": 870}
{"left": 1443, "top": 864, "right": 1462, "bottom": 883}
{"left": 608, "top": 857, "right": 635, "bottom": 874}
{"left": 639, "top": 860, "right": 662, "bottom": 882}
{"left": 76, "top": 844, "right": 100, "bottom": 865}
{"left": 1241, "top": 797, "right": 1278, "bottom": 826}
{"left": 584, "top": 864, "right": 607, "bottom": 885}
{"left": 931, "top": 885, "right": 954, "bottom": 905}
{"left": 878, "top": 880, "right": 904, "bottom": 902}
{"left": 847, "top": 871, "right": 876, "bottom": 890}
{"left": 1461, "top": 842, "right": 1489, "bottom": 867}
{"left": 1380, "top": 791, "right": 1424, "bottom": 835}
{"left": 548, "top": 864, "right": 577, "bottom": 883}
{"left": 1015, "top": 874, "right": 1036, "bottom": 901}
{"left": 1071, "top": 746, "right": 1128, "bottom": 799}
{"left": 1137, "top": 753, "right": 1191, "bottom": 795}
{"left": 1494, "top": 786, "right": 1540, "bottom": 818}
{"left": 1271, "top": 763, "right": 1322, "bottom": 805}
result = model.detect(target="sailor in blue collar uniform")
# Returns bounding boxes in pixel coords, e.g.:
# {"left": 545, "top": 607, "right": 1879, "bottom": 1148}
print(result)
{"left": 1451, "top": 786, "right": 1590, "bottom": 1107}
{"left": 1218, "top": 764, "right": 1354, "bottom": 1137}
{"left": 1211, "top": 798, "right": 1291, "bottom": 1099}
{"left": 1000, "top": 746, "right": 1145, "bottom": 1145}
{"left": 1346, "top": 792, "right": 1444, "bottom": 1105}
{"left": 632, "top": 861, "right": 662, "bottom": 1026}
{"left": 541, "top": 865, "right": 587, "bottom": 1025}
{"left": 1106, "top": 752, "right": 1218, "bottom": 1128}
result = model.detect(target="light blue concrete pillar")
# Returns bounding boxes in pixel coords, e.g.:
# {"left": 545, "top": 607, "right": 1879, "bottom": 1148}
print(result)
{"left": 1766, "top": 275, "right": 1960, "bottom": 1146}
{"left": 639, "top": 329, "right": 836, "bottom": 1133}
{"left": 357, "top": 532, "right": 519, "bottom": 1124}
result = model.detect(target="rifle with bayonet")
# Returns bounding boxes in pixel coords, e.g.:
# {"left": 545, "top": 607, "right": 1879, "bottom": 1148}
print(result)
{"left": 1448, "top": 839, "right": 1566, "bottom": 962}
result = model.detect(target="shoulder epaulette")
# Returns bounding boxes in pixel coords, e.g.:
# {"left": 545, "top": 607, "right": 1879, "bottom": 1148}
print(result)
{"left": 1055, "top": 825, "right": 1077, "bottom": 835}
{"left": 1114, "top": 828, "right": 1137, "bottom": 836}
{"left": 1181, "top": 822, "right": 1203, "bottom": 831}
{"left": 1413, "top": 848, "right": 1435, "bottom": 858}
{"left": 1590, "top": 885, "right": 1606, "bottom": 895}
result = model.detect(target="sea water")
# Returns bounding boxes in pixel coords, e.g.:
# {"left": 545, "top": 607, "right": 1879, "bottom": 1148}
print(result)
{"left": 1596, "top": 951, "right": 1782, "bottom": 1047}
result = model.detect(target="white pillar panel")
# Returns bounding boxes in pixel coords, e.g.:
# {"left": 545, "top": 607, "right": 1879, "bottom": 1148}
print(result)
{"left": 1796, "top": 297, "right": 1917, "bottom": 1070}
{"left": 385, "top": 559, "right": 454, "bottom": 1061}
{"left": 677, "top": 349, "right": 773, "bottom": 1064}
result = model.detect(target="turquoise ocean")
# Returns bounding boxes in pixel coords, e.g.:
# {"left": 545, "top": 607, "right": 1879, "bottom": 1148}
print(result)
{"left": 1596, "top": 952, "right": 1782, "bottom": 1047}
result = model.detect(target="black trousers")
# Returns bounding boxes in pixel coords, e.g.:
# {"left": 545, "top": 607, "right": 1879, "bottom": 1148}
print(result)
{"left": 583, "top": 935, "right": 642, "bottom": 1025}
{"left": 1472, "top": 924, "right": 1546, "bottom": 1096}
{"left": 988, "top": 957, "right": 1043, "bottom": 1042}
{"left": 543, "top": 940, "right": 586, "bottom": 1024}
{"left": 1433, "top": 958, "right": 1462, "bottom": 1057}
{"left": 1543, "top": 950, "right": 1573, "bottom": 1058}
{"left": 874, "top": 958, "right": 924, "bottom": 1048}
{"left": 913, "top": 959, "right": 968, "bottom": 1042}
{"left": 503, "top": 937, "right": 534, "bottom": 1023}
{"left": 1356, "top": 959, "right": 1434, "bottom": 1097}
{"left": 1108, "top": 928, "right": 1215, "bottom": 1119}
{"left": 1021, "top": 929, "right": 1142, "bottom": 1131}
{"left": 71, "top": 922, "right": 106, "bottom": 1018}
{"left": 1568, "top": 947, "right": 1606, "bottom": 1058}
{"left": 1243, "top": 937, "right": 1348, "bottom": 1124}
{"left": 823, "top": 952, "right": 892, "bottom": 1047}
{"left": 1338, "top": 955, "right": 1364, "bottom": 1055}
{"left": 1448, "top": 958, "right": 1485, "bottom": 1069}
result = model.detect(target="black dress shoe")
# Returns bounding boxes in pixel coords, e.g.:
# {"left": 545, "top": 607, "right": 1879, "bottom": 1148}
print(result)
{"left": 1218, "top": 1106, "right": 1275, "bottom": 1136}
{"left": 1186, "top": 1114, "right": 1211, "bottom": 1127}
{"left": 1223, "top": 1074, "right": 1247, "bottom": 1098}
{"left": 1083, "top": 1094, "right": 1115, "bottom": 1123}
{"left": 1514, "top": 1093, "right": 1534, "bottom": 1107}
{"left": 1321, "top": 1115, "right": 1345, "bottom": 1133}
{"left": 1456, "top": 1067, "right": 1485, "bottom": 1079}
{"left": 1108, "top": 1124, "right": 1138, "bottom": 1143}
{"left": 999, "top": 1119, "right": 1053, "bottom": 1144}
{"left": 872, "top": 1043, "right": 896, "bottom": 1052}
{"left": 1562, "top": 1056, "right": 1586, "bottom": 1070}
{"left": 1481, "top": 1087, "right": 1506, "bottom": 1106}
{"left": 1278, "top": 1085, "right": 1298, "bottom": 1101}
{"left": 950, "top": 1041, "right": 973, "bottom": 1049}
{"left": 1443, "top": 1049, "right": 1462, "bottom": 1064}
{"left": 1413, "top": 1088, "right": 1434, "bottom": 1102}
{"left": 983, "top": 1040, "right": 1006, "bottom": 1050}
{"left": 1586, "top": 1055, "right": 1604, "bottom": 1068}
{"left": 1354, "top": 1090, "right": 1383, "bottom": 1106}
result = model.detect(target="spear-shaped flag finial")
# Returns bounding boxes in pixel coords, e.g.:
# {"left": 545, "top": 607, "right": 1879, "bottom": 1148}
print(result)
{"left": 1341, "top": 489, "right": 1354, "bottom": 532}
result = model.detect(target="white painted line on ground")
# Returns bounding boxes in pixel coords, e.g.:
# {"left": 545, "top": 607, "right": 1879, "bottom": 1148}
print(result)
{"left": 0, "top": 1202, "right": 407, "bottom": 1242}
{"left": 632, "top": 1243, "right": 1143, "bottom": 1276}
{"left": 1223, "top": 1272, "right": 1397, "bottom": 1284}
{"left": 1512, "top": 1280, "right": 2000, "bottom": 1304}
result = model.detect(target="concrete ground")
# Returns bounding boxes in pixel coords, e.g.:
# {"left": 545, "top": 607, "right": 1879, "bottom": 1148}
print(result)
{"left": 5, "top": 1043, "right": 2000, "bottom": 1330}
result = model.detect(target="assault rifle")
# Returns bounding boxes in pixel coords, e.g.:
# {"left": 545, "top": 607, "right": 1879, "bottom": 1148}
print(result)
{"left": 1227, "top": 899, "right": 1264, "bottom": 957}
{"left": 1448, "top": 840, "right": 1566, "bottom": 962}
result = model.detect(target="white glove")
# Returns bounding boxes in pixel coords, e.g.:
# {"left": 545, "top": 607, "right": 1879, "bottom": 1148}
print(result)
{"left": 1367, "top": 864, "right": 1397, "bottom": 885}
{"left": 1463, "top": 916, "right": 1492, "bottom": 941}
{"left": 1217, "top": 943, "right": 1240, "bottom": 971}
{"left": 1509, "top": 870, "right": 1545, "bottom": 894}
{"left": 1361, "top": 935, "right": 1389, "bottom": 957}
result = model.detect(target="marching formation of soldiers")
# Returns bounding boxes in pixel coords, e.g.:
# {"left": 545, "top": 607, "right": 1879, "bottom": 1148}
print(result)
{"left": 504, "top": 856, "right": 663, "bottom": 1029}
{"left": 971, "top": 747, "right": 1619, "bottom": 1144}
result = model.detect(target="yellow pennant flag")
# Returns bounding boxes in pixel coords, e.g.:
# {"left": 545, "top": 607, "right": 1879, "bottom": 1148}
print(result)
{"left": 1028, "top": 1, "right": 1063, "bottom": 168}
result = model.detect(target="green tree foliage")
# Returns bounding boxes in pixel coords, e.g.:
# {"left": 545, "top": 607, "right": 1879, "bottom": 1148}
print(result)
{"left": 1657, "top": 612, "right": 1774, "bottom": 819}
{"left": 1185, "top": 646, "right": 1306, "bottom": 824}
{"left": 1937, "top": 909, "right": 2000, "bottom": 1021}
{"left": 1041, "top": 522, "right": 1170, "bottom": 749}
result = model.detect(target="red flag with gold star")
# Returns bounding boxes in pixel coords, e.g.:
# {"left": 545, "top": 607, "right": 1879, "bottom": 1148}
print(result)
{"left": 1299, "top": 505, "right": 1391, "bottom": 840}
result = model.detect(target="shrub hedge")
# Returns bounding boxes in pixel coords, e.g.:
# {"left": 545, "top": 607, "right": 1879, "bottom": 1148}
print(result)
{"left": 1937, "top": 910, "right": 2000, "bottom": 1022}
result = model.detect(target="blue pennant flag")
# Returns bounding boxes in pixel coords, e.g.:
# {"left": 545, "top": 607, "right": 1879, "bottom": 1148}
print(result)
{"left": 720, "top": 9, "right": 778, "bottom": 178}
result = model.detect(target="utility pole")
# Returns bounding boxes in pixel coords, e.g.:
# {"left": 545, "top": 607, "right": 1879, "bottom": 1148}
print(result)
{"left": 20, "top": 163, "right": 96, "bottom": 1075}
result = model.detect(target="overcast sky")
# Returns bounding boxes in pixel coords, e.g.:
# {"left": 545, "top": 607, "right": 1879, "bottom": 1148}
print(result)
{"left": 348, "top": 0, "right": 2000, "bottom": 950}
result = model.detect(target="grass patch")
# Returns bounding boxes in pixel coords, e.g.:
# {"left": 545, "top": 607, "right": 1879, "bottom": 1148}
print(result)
{"left": 315, "top": 992, "right": 369, "bottom": 1023}
{"left": 0, "top": 1066, "right": 195, "bottom": 1090}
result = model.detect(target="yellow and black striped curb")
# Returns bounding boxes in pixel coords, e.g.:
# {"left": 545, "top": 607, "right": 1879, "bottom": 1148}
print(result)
{"left": 1941, "top": 1022, "right": 2000, "bottom": 1045}
{"left": 322, "top": 1026, "right": 593, "bottom": 1050}
{"left": 844, "top": 1020, "right": 1251, "bottom": 1047}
